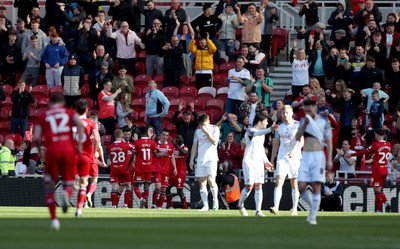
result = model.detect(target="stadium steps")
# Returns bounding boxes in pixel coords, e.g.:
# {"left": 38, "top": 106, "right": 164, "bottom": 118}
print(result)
{"left": 269, "top": 61, "right": 292, "bottom": 102}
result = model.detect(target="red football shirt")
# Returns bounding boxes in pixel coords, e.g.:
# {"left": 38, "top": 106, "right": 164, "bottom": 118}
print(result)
{"left": 38, "top": 106, "right": 76, "bottom": 148}
{"left": 173, "top": 144, "right": 188, "bottom": 176}
{"left": 155, "top": 141, "right": 174, "bottom": 174}
{"left": 351, "top": 140, "right": 392, "bottom": 175}
{"left": 75, "top": 117, "right": 96, "bottom": 158}
{"left": 133, "top": 137, "right": 157, "bottom": 173}
{"left": 98, "top": 91, "right": 115, "bottom": 119}
{"left": 108, "top": 141, "right": 134, "bottom": 174}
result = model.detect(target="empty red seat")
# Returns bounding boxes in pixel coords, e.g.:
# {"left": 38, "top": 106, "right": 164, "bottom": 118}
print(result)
{"left": 30, "top": 98, "right": 38, "bottom": 108}
{"left": 131, "top": 98, "right": 146, "bottom": 114}
{"left": 101, "top": 135, "right": 112, "bottom": 147}
{"left": 169, "top": 99, "right": 186, "bottom": 112}
{"left": 135, "top": 61, "right": 146, "bottom": 75}
{"left": 2, "top": 97, "right": 13, "bottom": 109}
{"left": 197, "top": 87, "right": 216, "bottom": 103}
{"left": 179, "top": 75, "right": 190, "bottom": 86}
{"left": 162, "top": 86, "right": 179, "bottom": 100}
{"left": 1, "top": 85, "right": 13, "bottom": 96}
{"left": 134, "top": 74, "right": 152, "bottom": 90}
{"left": 137, "top": 51, "right": 146, "bottom": 63}
{"left": 206, "top": 99, "right": 224, "bottom": 120}
{"left": 153, "top": 75, "right": 164, "bottom": 86}
{"left": 32, "top": 85, "right": 49, "bottom": 99}
{"left": 179, "top": 86, "right": 197, "bottom": 98}
{"left": 4, "top": 133, "right": 23, "bottom": 147}
{"left": 0, "top": 109, "right": 8, "bottom": 121}
{"left": 50, "top": 85, "right": 64, "bottom": 94}
{"left": 132, "top": 86, "right": 142, "bottom": 98}
{"left": 37, "top": 97, "right": 49, "bottom": 108}
{"left": 193, "top": 99, "right": 206, "bottom": 110}
{"left": 219, "top": 62, "right": 235, "bottom": 74}
{"left": 29, "top": 108, "right": 44, "bottom": 124}
{"left": 272, "top": 28, "right": 288, "bottom": 51}
{"left": 0, "top": 120, "right": 11, "bottom": 133}
{"left": 80, "top": 84, "right": 89, "bottom": 97}
{"left": 213, "top": 74, "right": 227, "bottom": 89}
{"left": 216, "top": 87, "right": 229, "bottom": 102}
{"left": 137, "top": 111, "right": 146, "bottom": 122}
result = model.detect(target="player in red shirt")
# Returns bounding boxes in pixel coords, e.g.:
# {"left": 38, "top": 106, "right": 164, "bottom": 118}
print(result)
{"left": 132, "top": 126, "right": 157, "bottom": 208}
{"left": 74, "top": 100, "right": 102, "bottom": 217}
{"left": 166, "top": 134, "right": 189, "bottom": 209}
{"left": 346, "top": 129, "right": 392, "bottom": 212}
{"left": 108, "top": 129, "right": 135, "bottom": 208}
{"left": 33, "top": 92, "right": 84, "bottom": 231}
{"left": 152, "top": 129, "right": 177, "bottom": 208}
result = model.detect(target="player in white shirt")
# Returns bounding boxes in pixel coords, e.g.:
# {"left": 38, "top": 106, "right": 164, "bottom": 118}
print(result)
{"left": 270, "top": 105, "right": 303, "bottom": 215}
{"left": 238, "top": 113, "right": 277, "bottom": 217}
{"left": 190, "top": 113, "right": 221, "bottom": 211}
{"left": 295, "top": 99, "right": 333, "bottom": 225}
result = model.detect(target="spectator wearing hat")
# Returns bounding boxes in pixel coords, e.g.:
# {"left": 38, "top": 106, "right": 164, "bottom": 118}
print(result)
{"left": 327, "top": 0, "right": 353, "bottom": 40}
{"left": 298, "top": 0, "right": 319, "bottom": 31}
{"left": 21, "top": 35, "right": 42, "bottom": 86}
{"left": 143, "top": 18, "right": 166, "bottom": 77}
{"left": 162, "top": 35, "right": 184, "bottom": 87}
{"left": 172, "top": 101, "right": 199, "bottom": 150}
{"left": 329, "top": 29, "right": 350, "bottom": 51}
{"left": 354, "top": 0, "right": 382, "bottom": 26}
{"left": 112, "top": 65, "right": 134, "bottom": 103}
{"left": 43, "top": 32, "right": 68, "bottom": 89}
{"left": 11, "top": 80, "right": 35, "bottom": 137}
{"left": 61, "top": 54, "right": 84, "bottom": 108}
{"left": 297, "top": 22, "right": 325, "bottom": 54}
{"left": 95, "top": 60, "right": 115, "bottom": 98}
{"left": 1, "top": 30, "right": 21, "bottom": 86}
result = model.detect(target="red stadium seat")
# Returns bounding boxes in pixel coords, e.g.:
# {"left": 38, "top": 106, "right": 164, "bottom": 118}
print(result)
{"left": 213, "top": 63, "right": 219, "bottom": 74}
{"left": 135, "top": 61, "right": 146, "bottom": 75}
{"left": 50, "top": 85, "right": 64, "bottom": 94}
{"left": 101, "top": 135, "right": 112, "bottom": 147}
{"left": 132, "top": 86, "right": 142, "bottom": 98}
{"left": 219, "top": 62, "right": 235, "bottom": 74}
{"left": 80, "top": 84, "right": 89, "bottom": 98}
{"left": 131, "top": 98, "right": 146, "bottom": 114}
{"left": 169, "top": 99, "right": 186, "bottom": 112}
{"left": 163, "top": 111, "right": 175, "bottom": 123}
{"left": 32, "top": 85, "right": 49, "bottom": 99}
{"left": 206, "top": 99, "right": 224, "bottom": 120}
{"left": 0, "top": 109, "right": 8, "bottom": 121}
{"left": 179, "top": 75, "right": 190, "bottom": 86}
{"left": 162, "top": 86, "right": 179, "bottom": 100}
{"left": 2, "top": 97, "right": 13, "bottom": 109}
{"left": 29, "top": 108, "right": 44, "bottom": 124}
{"left": 134, "top": 74, "right": 152, "bottom": 90}
{"left": 216, "top": 87, "right": 229, "bottom": 102}
{"left": 5, "top": 133, "right": 23, "bottom": 147}
{"left": 38, "top": 97, "right": 49, "bottom": 108}
{"left": 0, "top": 134, "right": 3, "bottom": 143}
{"left": 153, "top": 75, "right": 164, "bottom": 86}
{"left": 131, "top": 110, "right": 139, "bottom": 121}
{"left": 137, "top": 111, "right": 146, "bottom": 122}
{"left": 1, "top": 85, "right": 13, "bottom": 96}
{"left": 84, "top": 98, "right": 94, "bottom": 109}
{"left": 212, "top": 74, "right": 227, "bottom": 89}
{"left": 137, "top": 51, "right": 147, "bottom": 63}
{"left": 272, "top": 28, "right": 288, "bottom": 51}
{"left": 179, "top": 86, "right": 197, "bottom": 98}
{"left": 0, "top": 120, "right": 11, "bottom": 134}
{"left": 198, "top": 87, "right": 216, "bottom": 103}
{"left": 165, "top": 122, "right": 177, "bottom": 138}
{"left": 193, "top": 99, "right": 206, "bottom": 110}
{"left": 30, "top": 98, "right": 38, "bottom": 108}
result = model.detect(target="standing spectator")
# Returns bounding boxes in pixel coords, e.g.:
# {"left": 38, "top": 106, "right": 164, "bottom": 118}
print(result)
{"left": 189, "top": 33, "right": 217, "bottom": 89}
{"left": 218, "top": 4, "right": 239, "bottom": 62}
{"left": 191, "top": 5, "right": 222, "bottom": 66}
{"left": 173, "top": 18, "right": 195, "bottom": 62}
{"left": 112, "top": 65, "right": 134, "bottom": 103}
{"left": 215, "top": 0, "right": 238, "bottom": 16}
{"left": 387, "top": 58, "right": 400, "bottom": 113}
{"left": 218, "top": 132, "right": 242, "bottom": 171}
{"left": 61, "top": 54, "right": 84, "bottom": 108}
{"left": 172, "top": 102, "right": 199, "bottom": 150}
{"left": 163, "top": 35, "right": 183, "bottom": 87}
{"left": 359, "top": 56, "right": 384, "bottom": 89}
{"left": 95, "top": 61, "right": 115, "bottom": 100}
{"left": 0, "top": 139, "right": 16, "bottom": 176}
{"left": 0, "top": 16, "right": 10, "bottom": 44}
{"left": 347, "top": 45, "right": 366, "bottom": 92}
{"left": 13, "top": 0, "right": 38, "bottom": 23}
{"left": 116, "top": 92, "right": 133, "bottom": 128}
{"left": 259, "top": 0, "right": 279, "bottom": 59}
{"left": 144, "top": 80, "right": 170, "bottom": 136}
{"left": 26, "top": 6, "right": 46, "bottom": 31}
{"left": 107, "top": 21, "right": 144, "bottom": 76}
{"left": 1, "top": 30, "right": 22, "bottom": 86}
{"left": 216, "top": 113, "right": 243, "bottom": 143}
{"left": 225, "top": 57, "right": 251, "bottom": 114}
{"left": 366, "top": 31, "right": 387, "bottom": 71}
{"left": 92, "top": 10, "right": 107, "bottom": 31}
{"left": 21, "top": 20, "right": 47, "bottom": 53}
{"left": 354, "top": 0, "right": 382, "bottom": 26}
{"left": 59, "top": 3, "right": 87, "bottom": 43}
{"left": 98, "top": 81, "right": 121, "bottom": 135}
{"left": 245, "top": 68, "right": 273, "bottom": 108}
{"left": 355, "top": 19, "right": 378, "bottom": 47}
{"left": 89, "top": 44, "right": 114, "bottom": 101}
{"left": 290, "top": 39, "right": 310, "bottom": 99}
{"left": 324, "top": 47, "right": 339, "bottom": 88}
{"left": 15, "top": 18, "right": 29, "bottom": 50}
{"left": 298, "top": 0, "right": 319, "bottom": 31}
{"left": 73, "top": 17, "right": 97, "bottom": 71}
{"left": 309, "top": 40, "right": 329, "bottom": 88}
{"left": 383, "top": 23, "right": 400, "bottom": 65}
{"left": 239, "top": 92, "right": 264, "bottom": 126}
{"left": 11, "top": 80, "right": 35, "bottom": 137}
{"left": 143, "top": 19, "right": 166, "bottom": 77}
{"left": 329, "top": 29, "right": 350, "bottom": 51}
{"left": 248, "top": 44, "right": 268, "bottom": 76}
{"left": 226, "top": 44, "right": 250, "bottom": 68}
{"left": 164, "top": 0, "right": 187, "bottom": 41}
{"left": 236, "top": 4, "right": 263, "bottom": 47}
{"left": 327, "top": 0, "right": 353, "bottom": 40}
{"left": 320, "top": 174, "right": 343, "bottom": 211}
{"left": 297, "top": 22, "right": 326, "bottom": 55}
{"left": 333, "top": 140, "right": 356, "bottom": 178}
{"left": 0, "top": 6, "right": 12, "bottom": 29}
{"left": 43, "top": 32, "right": 68, "bottom": 89}
{"left": 139, "top": 0, "right": 164, "bottom": 32}
{"left": 361, "top": 82, "right": 389, "bottom": 127}
{"left": 108, "top": 0, "right": 135, "bottom": 30}
{"left": 335, "top": 48, "right": 351, "bottom": 84}
{"left": 45, "top": 0, "right": 61, "bottom": 31}
{"left": 317, "top": 95, "right": 333, "bottom": 118}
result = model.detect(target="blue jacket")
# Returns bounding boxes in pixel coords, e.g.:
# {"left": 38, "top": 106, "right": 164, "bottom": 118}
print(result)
{"left": 145, "top": 89, "right": 170, "bottom": 117}
{"left": 43, "top": 42, "right": 68, "bottom": 67}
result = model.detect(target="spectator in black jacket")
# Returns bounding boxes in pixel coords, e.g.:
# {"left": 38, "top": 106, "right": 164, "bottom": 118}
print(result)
{"left": 27, "top": 6, "right": 46, "bottom": 32}
{"left": 354, "top": 0, "right": 382, "bottom": 26}
{"left": 131, "top": 0, "right": 144, "bottom": 33}
{"left": 11, "top": 80, "right": 35, "bottom": 137}
{"left": 74, "top": 17, "right": 98, "bottom": 71}
{"left": 0, "top": 87, "right": 5, "bottom": 112}
{"left": 191, "top": 5, "right": 222, "bottom": 66}
{"left": 387, "top": 58, "right": 400, "bottom": 113}
{"left": 108, "top": 0, "right": 135, "bottom": 31}
{"left": 164, "top": 0, "right": 187, "bottom": 41}
{"left": 366, "top": 31, "right": 387, "bottom": 71}
{"left": 163, "top": 35, "right": 183, "bottom": 87}
{"left": 59, "top": 3, "right": 87, "bottom": 44}
{"left": 329, "top": 29, "right": 350, "bottom": 51}
{"left": 309, "top": 39, "right": 329, "bottom": 89}
{"left": 172, "top": 101, "right": 199, "bottom": 150}
{"left": 359, "top": 56, "right": 384, "bottom": 89}
{"left": 1, "top": 30, "right": 22, "bottom": 86}
{"left": 139, "top": 0, "right": 164, "bottom": 32}
{"left": 143, "top": 19, "right": 166, "bottom": 77}
{"left": 13, "top": 0, "right": 39, "bottom": 24}
{"left": 215, "top": 0, "right": 238, "bottom": 16}
{"left": 327, "top": 0, "right": 352, "bottom": 40}
{"left": 320, "top": 174, "right": 343, "bottom": 211}
{"left": 298, "top": 0, "right": 319, "bottom": 31}
{"left": 95, "top": 60, "right": 115, "bottom": 99}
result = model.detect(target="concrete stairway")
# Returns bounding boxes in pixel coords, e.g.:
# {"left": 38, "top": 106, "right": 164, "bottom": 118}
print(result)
{"left": 269, "top": 60, "right": 292, "bottom": 102}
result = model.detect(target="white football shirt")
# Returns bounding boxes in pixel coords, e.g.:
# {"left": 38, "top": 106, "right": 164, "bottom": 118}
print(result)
{"left": 275, "top": 120, "right": 301, "bottom": 159}
{"left": 193, "top": 125, "right": 220, "bottom": 166}
{"left": 243, "top": 128, "right": 270, "bottom": 167}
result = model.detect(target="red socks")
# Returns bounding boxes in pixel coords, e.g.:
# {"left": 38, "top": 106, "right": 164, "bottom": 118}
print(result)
{"left": 111, "top": 190, "right": 118, "bottom": 207}
{"left": 77, "top": 188, "right": 86, "bottom": 209}
{"left": 182, "top": 196, "right": 187, "bottom": 209}
{"left": 143, "top": 188, "right": 149, "bottom": 204}
{"left": 46, "top": 192, "right": 56, "bottom": 219}
{"left": 87, "top": 181, "right": 97, "bottom": 195}
{"left": 167, "top": 195, "right": 173, "bottom": 208}
{"left": 64, "top": 185, "right": 73, "bottom": 198}
{"left": 381, "top": 192, "right": 388, "bottom": 203}
{"left": 375, "top": 192, "right": 383, "bottom": 212}
{"left": 158, "top": 192, "right": 166, "bottom": 208}
{"left": 124, "top": 190, "right": 132, "bottom": 208}
{"left": 152, "top": 190, "right": 160, "bottom": 206}
{"left": 133, "top": 186, "right": 143, "bottom": 199}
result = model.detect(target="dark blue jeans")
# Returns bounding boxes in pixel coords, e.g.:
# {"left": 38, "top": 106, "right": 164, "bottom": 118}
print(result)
{"left": 11, "top": 117, "right": 28, "bottom": 137}
{"left": 224, "top": 98, "right": 244, "bottom": 114}
{"left": 147, "top": 117, "right": 163, "bottom": 137}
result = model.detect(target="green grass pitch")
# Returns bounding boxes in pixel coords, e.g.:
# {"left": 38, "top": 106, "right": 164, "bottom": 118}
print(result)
{"left": 0, "top": 207, "right": 399, "bottom": 249}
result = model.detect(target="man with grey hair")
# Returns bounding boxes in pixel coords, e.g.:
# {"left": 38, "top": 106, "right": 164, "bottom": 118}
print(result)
{"left": 145, "top": 80, "right": 170, "bottom": 136}
{"left": 0, "top": 139, "right": 16, "bottom": 176}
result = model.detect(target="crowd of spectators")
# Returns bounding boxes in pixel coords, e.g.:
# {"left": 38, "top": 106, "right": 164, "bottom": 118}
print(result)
{"left": 0, "top": 0, "right": 399, "bottom": 185}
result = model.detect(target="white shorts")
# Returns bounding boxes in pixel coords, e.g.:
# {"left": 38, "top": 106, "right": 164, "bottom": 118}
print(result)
{"left": 275, "top": 156, "right": 301, "bottom": 179}
{"left": 298, "top": 151, "right": 326, "bottom": 183}
{"left": 243, "top": 162, "right": 265, "bottom": 185}
{"left": 195, "top": 162, "right": 217, "bottom": 178}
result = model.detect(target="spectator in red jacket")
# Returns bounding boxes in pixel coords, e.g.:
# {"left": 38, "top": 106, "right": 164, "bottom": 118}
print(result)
{"left": 218, "top": 131, "right": 243, "bottom": 174}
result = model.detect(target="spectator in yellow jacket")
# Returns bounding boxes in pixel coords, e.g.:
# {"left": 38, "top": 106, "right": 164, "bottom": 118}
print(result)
{"left": 189, "top": 33, "right": 216, "bottom": 89}
{"left": 0, "top": 139, "right": 16, "bottom": 175}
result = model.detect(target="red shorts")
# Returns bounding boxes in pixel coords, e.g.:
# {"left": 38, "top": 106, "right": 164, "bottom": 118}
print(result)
{"left": 44, "top": 147, "right": 78, "bottom": 184}
{"left": 371, "top": 173, "right": 387, "bottom": 188}
{"left": 90, "top": 159, "right": 99, "bottom": 178}
{"left": 110, "top": 171, "right": 131, "bottom": 184}
{"left": 153, "top": 172, "right": 169, "bottom": 186}
{"left": 77, "top": 154, "right": 91, "bottom": 177}
{"left": 172, "top": 174, "right": 186, "bottom": 188}
{"left": 133, "top": 171, "right": 152, "bottom": 183}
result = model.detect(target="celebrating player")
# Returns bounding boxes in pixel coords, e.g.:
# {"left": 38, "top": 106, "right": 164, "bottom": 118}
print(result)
{"left": 190, "top": 113, "right": 220, "bottom": 211}
{"left": 108, "top": 129, "right": 135, "bottom": 208}
{"left": 74, "top": 99, "right": 102, "bottom": 217}
{"left": 132, "top": 126, "right": 157, "bottom": 208}
{"left": 345, "top": 129, "right": 392, "bottom": 212}
{"left": 238, "top": 113, "right": 276, "bottom": 217}
{"left": 270, "top": 105, "right": 303, "bottom": 215}
{"left": 166, "top": 134, "right": 189, "bottom": 209}
{"left": 295, "top": 99, "right": 333, "bottom": 225}
{"left": 152, "top": 129, "right": 177, "bottom": 208}
{"left": 33, "top": 92, "right": 84, "bottom": 231}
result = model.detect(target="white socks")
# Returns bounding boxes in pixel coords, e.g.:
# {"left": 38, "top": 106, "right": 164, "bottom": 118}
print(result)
{"left": 255, "top": 187, "right": 263, "bottom": 212}
{"left": 274, "top": 185, "right": 283, "bottom": 209}
{"left": 292, "top": 188, "right": 300, "bottom": 211}
{"left": 301, "top": 190, "right": 312, "bottom": 207}
{"left": 310, "top": 193, "right": 321, "bottom": 217}
{"left": 211, "top": 186, "right": 218, "bottom": 202}
{"left": 200, "top": 187, "right": 208, "bottom": 208}
{"left": 238, "top": 188, "right": 251, "bottom": 208}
